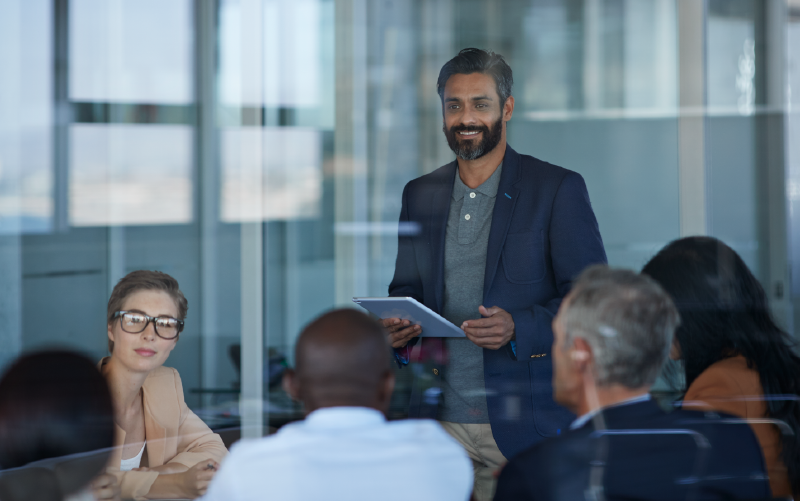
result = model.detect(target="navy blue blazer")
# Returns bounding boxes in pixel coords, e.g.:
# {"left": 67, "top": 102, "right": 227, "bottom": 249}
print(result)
{"left": 388, "top": 146, "right": 607, "bottom": 459}
{"left": 494, "top": 399, "right": 772, "bottom": 501}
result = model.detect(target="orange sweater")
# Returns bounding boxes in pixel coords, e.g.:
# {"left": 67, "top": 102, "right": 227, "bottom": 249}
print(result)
{"left": 683, "top": 356, "right": 790, "bottom": 498}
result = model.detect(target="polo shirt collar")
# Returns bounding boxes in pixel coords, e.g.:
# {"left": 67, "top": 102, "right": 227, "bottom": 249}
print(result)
{"left": 452, "top": 161, "right": 503, "bottom": 200}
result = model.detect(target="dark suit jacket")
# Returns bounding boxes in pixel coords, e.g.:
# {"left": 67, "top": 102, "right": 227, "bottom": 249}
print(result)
{"left": 494, "top": 399, "right": 772, "bottom": 501}
{"left": 388, "top": 146, "right": 607, "bottom": 459}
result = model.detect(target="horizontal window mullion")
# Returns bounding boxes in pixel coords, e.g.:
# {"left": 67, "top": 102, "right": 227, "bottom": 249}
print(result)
{"left": 70, "top": 102, "right": 196, "bottom": 125}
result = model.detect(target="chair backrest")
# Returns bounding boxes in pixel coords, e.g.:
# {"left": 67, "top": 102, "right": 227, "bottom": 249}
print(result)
{"left": 585, "top": 428, "right": 714, "bottom": 501}
{"left": 585, "top": 425, "right": 770, "bottom": 501}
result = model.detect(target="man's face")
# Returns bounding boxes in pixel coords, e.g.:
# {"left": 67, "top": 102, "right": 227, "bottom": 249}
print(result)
{"left": 551, "top": 295, "right": 583, "bottom": 413}
{"left": 441, "top": 72, "right": 508, "bottom": 161}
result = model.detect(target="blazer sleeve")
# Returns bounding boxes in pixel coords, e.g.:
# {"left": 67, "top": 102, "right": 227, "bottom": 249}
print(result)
{"left": 511, "top": 171, "right": 607, "bottom": 360}
{"left": 107, "top": 469, "right": 159, "bottom": 501}
{"left": 389, "top": 183, "right": 424, "bottom": 301}
{"left": 388, "top": 182, "right": 425, "bottom": 363}
{"left": 167, "top": 368, "right": 229, "bottom": 468}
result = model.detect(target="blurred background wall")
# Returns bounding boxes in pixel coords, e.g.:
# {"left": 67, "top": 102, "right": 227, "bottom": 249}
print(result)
{"left": 0, "top": 0, "right": 799, "bottom": 430}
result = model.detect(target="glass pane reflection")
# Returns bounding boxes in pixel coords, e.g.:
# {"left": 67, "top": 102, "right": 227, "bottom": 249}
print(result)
{"left": 69, "top": 124, "right": 193, "bottom": 226}
{"left": 0, "top": 0, "right": 53, "bottom": 234}
{"left": 69, "top": 0, "right": 194, "bottom": 104}
{"left": 220, "top": 127, "right": 322, "bottom": 222}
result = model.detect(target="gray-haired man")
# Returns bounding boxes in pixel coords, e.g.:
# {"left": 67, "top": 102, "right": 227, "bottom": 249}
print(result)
{"left": 494, "top": 265, "right": 771, "bottom": 500}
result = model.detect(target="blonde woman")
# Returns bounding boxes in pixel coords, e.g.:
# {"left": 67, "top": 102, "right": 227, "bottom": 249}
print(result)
{"left": 101, "top": 270, "right": 227, "bottom": 499}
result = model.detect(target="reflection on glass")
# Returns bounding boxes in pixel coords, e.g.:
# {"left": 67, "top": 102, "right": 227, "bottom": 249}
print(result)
{"left": 69, "top": 124, "right": 192, "bottom": 226}
{"left": 708, "top": 13, "right": 756, "bottom": 112}
{"left": 0, "top": 0, "right": 53, "bottom": 234}
{"left": 0, "top": 2, "right": 796, "bottom": 485}
{"left": 790, "top": 18, "right": 800, "bottom": 294}
{"left": 220, "top": 127, "right": 321, "bottom": 222}
{"left": 219, "top": 0, "right": 322, "bottom": 108}
{"left": 69, "top": 0, "right": 194, "bottom": 104}
{"left": 262, "top": 0, "right": 320, "bottom": 108}
{"left": 520, "top": 0, "right": 677, "bottom": 118}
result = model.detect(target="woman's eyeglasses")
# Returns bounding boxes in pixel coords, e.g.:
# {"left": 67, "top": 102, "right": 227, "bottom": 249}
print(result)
{"left": 113, "top": 311, "right": 184, "bottom": 340}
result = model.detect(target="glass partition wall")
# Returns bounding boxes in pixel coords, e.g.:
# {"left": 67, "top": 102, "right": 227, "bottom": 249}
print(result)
{"left": 0, "top": 0, "right": 796, "bottom": 434}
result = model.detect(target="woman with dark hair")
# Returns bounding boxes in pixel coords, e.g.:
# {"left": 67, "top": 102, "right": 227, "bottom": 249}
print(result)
{"left": 101, "top": 270, "right": 227, "bottom": 499}
{"left": 0, "top": 350, "right": 117, "bottom": 500}
{"left": 642, "top": 236, "right": 800, "bottom": 498}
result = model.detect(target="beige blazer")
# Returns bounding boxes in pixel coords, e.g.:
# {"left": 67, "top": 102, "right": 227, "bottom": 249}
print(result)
{"left": 100, "top": 360, "right": 228, "bottom": 500}
{"left": 682, "top": 355, "right": 790, "bottom": 498}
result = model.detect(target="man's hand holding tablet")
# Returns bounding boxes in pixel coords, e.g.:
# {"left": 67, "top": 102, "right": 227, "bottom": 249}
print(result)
{"left": 354, "top": 297, "right": 465, "bottom": 344}
{"left": 382, "top": 318, "right": 422, "bottom": 348}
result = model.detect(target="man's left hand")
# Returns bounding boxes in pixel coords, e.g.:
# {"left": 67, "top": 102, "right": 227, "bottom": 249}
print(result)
{"left": 461, "top": 306, "right": 515, "bottom": 350}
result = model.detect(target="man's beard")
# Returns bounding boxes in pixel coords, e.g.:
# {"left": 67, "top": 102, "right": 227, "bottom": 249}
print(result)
{"left": 443, "top": 116, "right": 504, "bottom": 161}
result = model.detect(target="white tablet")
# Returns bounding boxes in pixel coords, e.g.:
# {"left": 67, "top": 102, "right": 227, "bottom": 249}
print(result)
{"left": 353, "top": 297, "right": 466, "bottom": 338}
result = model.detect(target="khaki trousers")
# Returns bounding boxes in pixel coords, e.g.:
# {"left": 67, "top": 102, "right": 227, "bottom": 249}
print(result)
{"left": 440, "top": 422, "right": 507, "bottom": 501}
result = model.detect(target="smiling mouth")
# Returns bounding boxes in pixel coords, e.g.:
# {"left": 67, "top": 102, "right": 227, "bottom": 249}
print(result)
{"left": 458, "top": 131, "right": 481, "bottom": 137}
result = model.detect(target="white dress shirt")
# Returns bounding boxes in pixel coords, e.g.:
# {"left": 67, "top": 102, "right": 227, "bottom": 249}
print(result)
{"left": 201, "top": 407, "right": 473, "bottom": 501}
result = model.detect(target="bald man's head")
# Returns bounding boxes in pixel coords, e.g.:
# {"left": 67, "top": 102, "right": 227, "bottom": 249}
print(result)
{"left": 284, "top": 309, "right": 395, "bottom": 414}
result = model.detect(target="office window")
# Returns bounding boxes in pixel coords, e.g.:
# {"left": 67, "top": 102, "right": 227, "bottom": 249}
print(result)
{"left": 0, "top": 0, "right": 53, "bottom": 234}
{"left": 0, "top": 0, "right": 796, "bottom": 454}
{"left": 66, "top": 0, "right": 195, "bottom": 227}
{"left": 69, "top": 0, "right": 194, "bottom": 104}
{"left": 69, "top": 124, "right": 193, "bottom": 226}
{"left": 220, "top": 128, "right": 322, "bottom": 222}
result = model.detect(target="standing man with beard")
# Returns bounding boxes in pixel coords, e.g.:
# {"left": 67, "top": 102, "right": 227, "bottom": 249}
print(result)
{"left": 384, "top": 48, "right": 606, "bottom": 501}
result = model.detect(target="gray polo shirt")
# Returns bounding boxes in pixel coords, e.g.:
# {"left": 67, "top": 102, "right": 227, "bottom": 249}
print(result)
{"left": 439, "top": 162, "right": 502, "bottom": 424}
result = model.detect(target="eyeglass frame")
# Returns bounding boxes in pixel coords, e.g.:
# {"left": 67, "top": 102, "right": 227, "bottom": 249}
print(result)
{"left": 112, "top": 311, "right": 185, "bottom": 340}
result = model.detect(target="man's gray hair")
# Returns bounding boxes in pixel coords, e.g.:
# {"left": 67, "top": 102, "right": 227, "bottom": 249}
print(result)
{"left": 563, "top": 265, "right": 680, "bottom": 389}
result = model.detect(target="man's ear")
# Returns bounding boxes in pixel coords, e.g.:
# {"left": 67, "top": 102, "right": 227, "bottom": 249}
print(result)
{"left": 282, "top": 368, "right": 300, "bottom": 402}
{"left": 571, "top": 337, "right": 592, "bottom": 369}
{"left": 503, "top": 95, "right": 515, "bottom": 121}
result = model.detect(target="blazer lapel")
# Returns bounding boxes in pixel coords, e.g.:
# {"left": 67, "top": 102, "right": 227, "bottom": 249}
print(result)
{"left": 142, "top": 384, "right": 167, "bottom": 467}
{"left": 430, "top": 161, "right": 457, "bottom": 313}
{"left": 484, "top": 146, "right": 521, "bottom": 300}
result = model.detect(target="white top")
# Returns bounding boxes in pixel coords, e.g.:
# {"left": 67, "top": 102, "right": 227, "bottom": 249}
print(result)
{"left": 201, "top": 407, "right": 473, "bottom": 501}
{"left": 64, "top": 488, "right": 97, "bottom": 501}
{"left": 570, "top": 394, "right": 652, "bottom": 430}
{"left": 119, "top": 442, "right": 146, "bottom": 472}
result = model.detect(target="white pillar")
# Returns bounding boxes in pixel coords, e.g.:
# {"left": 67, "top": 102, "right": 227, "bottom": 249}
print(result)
{"left": 197, "top": 0, "right": 220, "bottom": 407}
{"left": 334, "top": 0, "right": 369, "bottom": 305}
{"left": 240, "top": 221, "right": 264, "bottom": 439}
{"left": 677, "top": 0, "right": 708, "bottom": 237}
{"left": 236, "top": 0, "right": 265, "bottom": 439}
